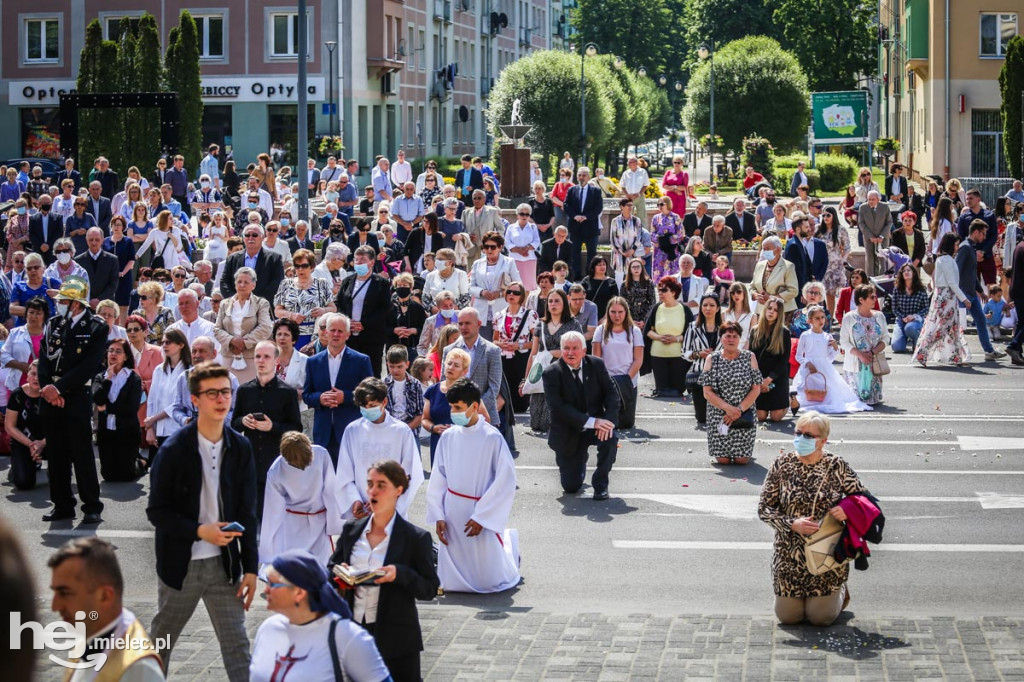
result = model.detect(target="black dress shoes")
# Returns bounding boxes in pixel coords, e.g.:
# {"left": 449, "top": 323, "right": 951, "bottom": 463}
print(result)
{"left": 43, "top": 509, "right": 75, "bottom": 522}
{"left": 82, "top": 513, "right": 103, "bottom": 524}
{"left": 593, "top": 490, "right": 610, "bottom": 501}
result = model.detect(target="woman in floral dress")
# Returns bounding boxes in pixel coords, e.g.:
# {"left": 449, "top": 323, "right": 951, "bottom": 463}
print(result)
{"left": 759, "top": 411, "right": 869, "bottom": 625}
{"left": 4, "top": 199, "right": 31, "bottom": 271}
{"left": 815, "top": 207, "right": 850, "bottom": 313}
{"left": 915, "top": 232, "right": 971, "bottom": 367}
{"left": 698, "top": 321, "right": 762, "bottom": 465}
{"left": 651, "top": 199, "right": 685, "bottom": 281}
{"left": 839, "top": 285, "right": 890, "bottom": 405}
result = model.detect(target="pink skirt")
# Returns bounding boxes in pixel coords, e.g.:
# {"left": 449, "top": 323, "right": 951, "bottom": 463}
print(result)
{"left": 516, "top": 259, "right": 538, "bottom": 291}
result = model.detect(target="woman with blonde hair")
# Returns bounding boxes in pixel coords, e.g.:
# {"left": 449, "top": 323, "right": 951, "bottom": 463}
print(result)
{"left": 131, "top": 281, "right": 175, "bottom": 345}
{"left": 134, "top": 210, "right": 182, "bottom": 270}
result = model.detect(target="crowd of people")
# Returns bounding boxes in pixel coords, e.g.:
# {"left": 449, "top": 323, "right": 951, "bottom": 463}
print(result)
{"left": 0, "top": 147, "right": 1021, "bottom": 681}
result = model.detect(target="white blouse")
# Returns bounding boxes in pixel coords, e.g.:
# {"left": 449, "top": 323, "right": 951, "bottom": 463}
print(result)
{"left": 503, "top": 221, "right": 541, "bottom": 261}
{"left": 423, "top": 268, "right": 470, "bottom": 301}
{"left": 147, "top": 360, "right": 186, "bottom": 438}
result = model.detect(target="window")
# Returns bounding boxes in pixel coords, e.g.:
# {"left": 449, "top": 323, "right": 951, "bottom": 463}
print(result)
{"left": 980, "top": 13, "right": 1018, "bottom": 57}
{"left": 267, "top": 105, "right": 315, "bottom": 165}
{"left": 270, "top": 12, "right": 310, "bottom": 57}
{"left": 971, "top": 110, "right": 1011, "bottom": 177}
{"left": 25, "top": 18, "right": 59, "bottom": 63}
{"left": 418, "top": 29, "right": 426, "bottom": 70}
{"left": 195, "top": 15, "right": 225, "bottom": 59}
{"left": 105, "top": 16, "right": 141, "bottom": 40}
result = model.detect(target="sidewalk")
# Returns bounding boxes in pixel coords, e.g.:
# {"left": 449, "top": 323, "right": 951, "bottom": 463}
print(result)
{"left": 38, "top": 601, "right": 1024, "bottom": 680}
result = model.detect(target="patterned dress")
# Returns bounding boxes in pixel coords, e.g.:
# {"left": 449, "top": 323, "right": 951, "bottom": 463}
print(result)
{"left": 820, "top": 227, "right": 851, "bottom": 293}
{"left": 841, "top": 311, "right": 888, "bottom": 405}
{"left": 4, "top": 215, "right": 30, "bottom": 270}
{"left": 698, "top": 350, "right": 762, "bottom": 463}
{"left": 621, "top": 279, "right": 656, "bottom": 328}
{"left": 651, "top": 212, "right": 684, "bottom": 281}
{"left": 273, "top": 277, "right": 334, "bottom": 337}
{"left": 758, "top": 452, "right": 868, "bottom": 597}
{"left": 915, "top": 287, "right": 971, "bottom": 365}
{"left": 132, "top": 306, "right": 176, "bottom": 345}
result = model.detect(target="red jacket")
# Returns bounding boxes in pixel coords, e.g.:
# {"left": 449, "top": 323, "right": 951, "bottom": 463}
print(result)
{"left": 835, "top": 287, "right": 881, "bottom": 324}
{"left": 836, "top": 493, "right": 885, "bottom": 570}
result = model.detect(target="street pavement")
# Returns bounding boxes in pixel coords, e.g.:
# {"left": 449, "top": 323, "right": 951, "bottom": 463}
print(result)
{"left": 5, "top": 332, "right": 1023, "bottom": 680}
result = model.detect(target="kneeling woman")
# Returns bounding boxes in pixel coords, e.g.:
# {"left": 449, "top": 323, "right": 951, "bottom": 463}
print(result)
{"left": 94, "top": 339, "right": 145, "bottom": 481}
{"left": 758, "top": 411, "right": 870, "bottom": 626}
{"left": 330, "top": 460, "right": 439, "bottom": 682}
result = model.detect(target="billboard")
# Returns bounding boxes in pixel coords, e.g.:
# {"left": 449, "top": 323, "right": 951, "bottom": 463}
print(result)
{"left": 811, "top": 91, "right": 869, "bottom": 145}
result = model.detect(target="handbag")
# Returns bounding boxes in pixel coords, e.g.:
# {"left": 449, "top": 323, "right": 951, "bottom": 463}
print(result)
{"left": 803, "top": 463, "right": 849, "bottom": 575}
{"left": 657, "top": 232, "right": 677, "bottom": 261}
{"left": 150, "top": 235, "right": 173, "bottom": 270}
{"left": 685, "top": 362, "right": 703, "bottom": 393}
{"left": 870, "top": 352, "right": 890, "bottom": 376}
{"left": 803, "top": 367, "right": 828, "bottom": 402}
{"left": 729, "top": 406, "right": 756, "bottom": 429}
{"left": 522, "top": 326, "right": 552, "bottom": 395}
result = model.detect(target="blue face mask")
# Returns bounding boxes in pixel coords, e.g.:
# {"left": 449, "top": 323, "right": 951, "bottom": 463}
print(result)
{"left": 354, "top": 263, "right": 370, "bottom": 277}
{"left": 16, "top": 207, "right": 26, "bottom": 215}
{"left": 450, "top": 410, "right": 471, "bottom": 427}
{"left": 360, "top": 405, "right": 383, "bottom": 422}
{"left": 280, "top": 217, "right": 290, "bottom": 226}
{"left": 793, "top": 434, "right": 818, "bottom": 456}
{"left": 247, "top": 202, "right": 258, "bottom": 210}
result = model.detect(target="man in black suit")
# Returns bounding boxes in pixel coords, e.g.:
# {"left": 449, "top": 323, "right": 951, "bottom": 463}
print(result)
{"left": 538, "top": 225, "right": 574, "bottom": 276}
{"left": 93, "top": 157, "right": 119, "bottom": 199}
{"left": 542, "top": 330, "right": 620, "bottom": 500}
{"left": 286, "top": 219, "right": 317, "bottom": 254}
{"left": 454, "top": 153, "right": 484, "bottom": 200}
{"left": 75, "top": 227, "right": 120, "bottom": 306}
{"left": 725, "top": 197, "right": 758, "bottom": 243}
{"left": 55, "top": 158, "right": 82, "bottom": 192}
{"left": 335, "top": 245, "right": 395, "bottom": 377}
{"left": 783, "top": 216, "right": 827, "bottom": 304}
{"left": 28, "top": 195, "right": 63, "bottom": 265}
{"left": 147, "top": 362, "right": 258, "bottom": 680}
{"left": 564, "top": 167, "right": 604, "bottom": 280}
{"left": 85, "top": 181, "right": 113, "bottom": 231}
{"left": 219, "top": 224, "right": 285, "bottom": 303}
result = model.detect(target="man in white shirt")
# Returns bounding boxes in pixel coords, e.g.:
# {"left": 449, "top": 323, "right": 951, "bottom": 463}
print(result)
{"left": 390, "top": 149, "right": 413, "bottom": 187}
{"left": 48, "top": 537, "right": 166, "bottom": 681}
{"left": 167, "top": 289, "right": 217, "bottom": 349}
{"left": 245, "top": 176, "right": 274, "bottom": 216}
{"left": 619, "top": 155, "right": 650, "bottom": 224}
{"left": 390, "top": 181, "right": 426, "bottom": 241}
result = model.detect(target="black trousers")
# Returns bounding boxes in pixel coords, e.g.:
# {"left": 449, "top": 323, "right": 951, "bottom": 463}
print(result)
{"left": 502, "top": 352, "right": 530, "bottom": 413}
{"left": 682, "top": 359, "right": 708, "bottom": 423}
{"left": 651, "top": 356, "right": 686, "bottom": 394}
{"left": 570, "top": 233, "right": 598, "bottom": 281}
{"left": 97, "top": 427, "right": 142, "bottom": 482}
{"left": 611, "top": 374, "right": 637, "bottom": 429}
{"left": 9, "top": 442, "right": 38, "bottom": 490}
{"left": 361, "top": 622, "right": 422, "bottom": 682}
{"left": 44, "top": 415, "right": 103, "bottom": 515}
{"left": 556, "top": 431, "right": 618, "bottom": 494}
{"left": 1007, "top": 295, "right": 1024, "bottom": 352}
{"left": 348, "top": 334, "right": 384, "bottom": 378}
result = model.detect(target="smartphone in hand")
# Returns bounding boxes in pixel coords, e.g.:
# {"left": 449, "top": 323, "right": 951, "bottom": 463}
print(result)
{"left": 221, "top": 522, "right": 245, "bottom": 533}
{"left": 251, "top": 413, "right": 266, "bottom": 421}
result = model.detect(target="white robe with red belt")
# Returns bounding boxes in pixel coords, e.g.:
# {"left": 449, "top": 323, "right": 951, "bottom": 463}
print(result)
{"left": 426, "top": 418, "right": 520, "bottom": 593}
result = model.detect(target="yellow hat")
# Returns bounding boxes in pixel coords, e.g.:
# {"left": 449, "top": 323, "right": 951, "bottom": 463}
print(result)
{"left": 55, "top": 276, "right": 90, "bottom": 306}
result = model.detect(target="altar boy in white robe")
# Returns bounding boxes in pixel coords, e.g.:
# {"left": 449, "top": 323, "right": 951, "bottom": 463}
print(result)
{"left": 336, "top": 377, "right": 424, "bottom": 520}
{"left": 259, "top": 432, "right": 344, "bottom": 564}
{"left": 427, "top": 377, "right": 521, "bottom": 593}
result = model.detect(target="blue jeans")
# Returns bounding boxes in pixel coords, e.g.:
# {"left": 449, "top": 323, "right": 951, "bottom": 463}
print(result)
{"left": 891, "top": 319, "right": 922, "bottom": 353}
{"left": 961, "top": 293, "right": 994, "bottom": 353}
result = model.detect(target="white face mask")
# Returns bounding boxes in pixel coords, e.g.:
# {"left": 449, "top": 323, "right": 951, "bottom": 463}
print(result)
{"left": 57, "top": 253, "right": 72, "bottom": 265}
{"left": 436, "top": 259, "right": 449, "bottom": 270}
{"left": 760, "top": 250, "right": 775, "bottom": 261}
{"left": 56, "top": 303, "right": 69, "bottom": 316}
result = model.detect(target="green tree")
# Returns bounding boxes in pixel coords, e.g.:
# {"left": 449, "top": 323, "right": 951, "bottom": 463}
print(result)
{"left": 132, "top": 14, "right": 164, "bottom": 175}
{"left": 112, "top": 23, "right": 139, "bottom": 175}
{"left": 165, "top": 11, "right": 203, "bottom": 169}
{"left": 682, "top": 36, "right": 810, "bottom": 153}
{"left": 682, "top": 0, "right": 780, "bottom": 71}
{"left": 773, "top": 0, "right": 874, "bottom": 91}
{"left": 636, "top": 77, "right": 673, "bottom": 145}
{"left": 574, "top": 0, "right": 681, "bottom": 88}
{"left": 487, "top": 50, "right": 613, "bottom": 164}
{"left": 1000, "top": 35, "right": 1024, "bottom": 179}
{"left": 76, "top": 20, "right": 121, "bottom": 171}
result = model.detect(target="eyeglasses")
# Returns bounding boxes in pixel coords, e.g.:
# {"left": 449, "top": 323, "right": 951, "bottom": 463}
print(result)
{"left": 196, "top": 388, "right": 233, "bottom": 399}
{"left": 173, "top": 273, "right": 186, "bottom": 279}
{"left": 483, "top": 244, "right": 499, "bottom": 250}
{"left": 294, "top": 262, "right": 312, "bottom": 270}
{"left": 26, "top": 265, "right": 41, "bottom": 271}
{"left": 126, "top": 327, "right": 143, "bottom": 333}
{"left": 266, "top": 228, "right": 279, "bottom": 233}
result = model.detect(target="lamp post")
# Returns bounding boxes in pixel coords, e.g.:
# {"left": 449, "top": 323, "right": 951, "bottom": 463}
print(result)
{"left": 698, "top": 41, "right": 715, "bottom": 184}
{"left": 325, "top": 41, "right": 337, "bottom": 141}
{"left": 579, "top": 42, "right": 598, "bottom": 167}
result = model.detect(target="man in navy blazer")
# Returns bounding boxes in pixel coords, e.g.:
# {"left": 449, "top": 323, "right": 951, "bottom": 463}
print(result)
{"left": 783, "top": 216, "right": 828, "bottom": 304}
{"left": 302, "top": 313, "right": 374, "bottom": 465}
{"left": 85, "top": 181, "right": 113, "bottom": 231}
{"left": 564, "top": 167, "right": 604, "bottom": 280}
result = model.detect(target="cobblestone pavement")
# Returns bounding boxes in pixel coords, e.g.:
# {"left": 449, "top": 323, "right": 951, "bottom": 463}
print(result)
{"left": 37, "top": 601, "right": 1024, "bottom": 681}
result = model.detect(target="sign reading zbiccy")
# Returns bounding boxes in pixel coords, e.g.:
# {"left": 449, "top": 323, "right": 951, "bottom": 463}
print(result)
{"left": 811, "top": 91, "right": 869, "bottom": 145}
{"left": 10, "top": 77, "right": 326, "bottom": 105}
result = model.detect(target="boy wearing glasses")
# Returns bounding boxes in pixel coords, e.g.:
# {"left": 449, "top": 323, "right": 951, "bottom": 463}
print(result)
{"left": 148, "top": 362, "right": 258, "bottom": 680}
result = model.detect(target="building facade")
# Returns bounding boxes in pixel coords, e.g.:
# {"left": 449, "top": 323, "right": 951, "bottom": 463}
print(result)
{"left": 880, "top": 0, "right": 1020, "bottom": 180}
{"left": 339, "top": 0, "right": 551, "bottom": 172}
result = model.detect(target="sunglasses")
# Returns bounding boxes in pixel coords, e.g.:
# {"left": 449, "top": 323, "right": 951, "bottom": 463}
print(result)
{"left": 658, "top": 287, "right": 669, "bottom": 293}
{"left": 378, "top": 210, "right": 389, "bottom": 214}
{"left": 483, "top": 244, "right": 499, "bottom": 250}
{"left": 55, "top": 250, "right": 70, "bottom": 255}
{"left": 294, "top": 263, "right": 312, "bottom": 270}
{"left": 26, "top": 265, "right": 41, "bottom": 271}
{"left": 517, "top": 212, "right": 530, "bottom": 217}
{"left": 139, "top": 295, "right": 150, "bottom": 301}
{"left": 244, "top": 233, "right": 261, "bottom": 238}
{"left": 505, "top": 290, "right": 523, "bottom": 296}
{"left": 426, "top": 179, "right": 436, "bottom": 183}
{"left": 126, "top": 327, "right": 143, "bottom": 333}
{"left": 266, "top": 228, "right": 279, "bottom": 233}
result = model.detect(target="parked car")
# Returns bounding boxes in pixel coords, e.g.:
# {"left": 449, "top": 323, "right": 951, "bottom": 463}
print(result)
{"left": 2, "top": 158, "right": 62, "bottom": 183}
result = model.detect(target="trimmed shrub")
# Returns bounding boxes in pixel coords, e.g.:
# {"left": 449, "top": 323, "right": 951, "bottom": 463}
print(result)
{"left": 775, "top": 154, "right": 809, "bottom": 168}
{"left": 814, "top": 154, "right": 859, "bottom": 192}
{"left": 742, "top": 135, "right": 776, "bottom": 184}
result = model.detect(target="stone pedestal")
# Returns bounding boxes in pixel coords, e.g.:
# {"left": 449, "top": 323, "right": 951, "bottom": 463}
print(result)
{"left": 500, "top": 143, "right": 532, "bottom": 198}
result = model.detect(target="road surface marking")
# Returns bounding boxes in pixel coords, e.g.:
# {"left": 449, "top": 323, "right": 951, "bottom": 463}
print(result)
{"left": 958, "top": 436, "right": 1024, "bottom": 451}
{"left": 612, "top": 540, "right": 1024, "bottom": 552}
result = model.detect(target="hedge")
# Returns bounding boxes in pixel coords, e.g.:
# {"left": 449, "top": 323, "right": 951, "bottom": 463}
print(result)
{"left": 814, "top": 154, "right": 859, "bottom": 192}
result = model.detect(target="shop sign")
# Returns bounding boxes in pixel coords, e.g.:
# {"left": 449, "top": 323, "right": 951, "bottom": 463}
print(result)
{"left": 9, "top": 77, "right": 326, "bottom": 106}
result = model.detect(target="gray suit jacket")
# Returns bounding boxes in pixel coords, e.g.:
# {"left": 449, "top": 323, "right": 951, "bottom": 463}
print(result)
{"left": 858, "top": 203, "right": 893, "bottom": 240}
{"left": 462, "top": 206, "right": 504, "bottom": 263}
{"left": 442, "top": 335, "right": 502, "bottom": 421}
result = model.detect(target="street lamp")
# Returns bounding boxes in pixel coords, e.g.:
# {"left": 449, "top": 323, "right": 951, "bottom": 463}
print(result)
{"left": 325, "top": 41, "right": 338, "bottom": 141}
{"left": 613, "top": 56, "right": 623, "bottom": 70}
{"left": 698, "top": 41, "right": 715, "bottom": 184}
{"left": 637, "top": 66, "right": 647, "bottom": 78}
{"left": 579, "top": 42, "right": 598, "bottom": 167}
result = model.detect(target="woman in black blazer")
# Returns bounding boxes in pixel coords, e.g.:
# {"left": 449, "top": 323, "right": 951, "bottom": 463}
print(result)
{"left": 346, "top": 217, "right": 382, "bottom": 268}
{"left": 93, "top": 338, "right": 145, "bottom": 481}
{"left": 329, "top": 460, "right": 438, "bottom": 682}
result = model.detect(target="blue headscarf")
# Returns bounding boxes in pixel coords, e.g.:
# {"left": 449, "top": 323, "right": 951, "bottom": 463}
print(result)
{"left": 272, "top": 550, "right": 353, "bottom": 620}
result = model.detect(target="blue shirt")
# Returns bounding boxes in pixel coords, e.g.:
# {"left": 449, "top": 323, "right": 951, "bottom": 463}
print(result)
{"left": 371, "top": 167, "right": 391, "bottom": 201}
{"left": 983, "top": 299, "right": 1006, "bottom": 323}
{"left": 65, "top": 213, "right": 99, "bottom": 254}
{"left": 12, "top": 279, "right": 59, "bottom": 325}
{"left": 163, "top": 198, "right": 182, "bottom": 219}
{"left": 165, "top": 167, "right": 189, "bottom": 197}
{"left": 199, "top": 154, "right": 220, "bottom": 183}
{"left": 391, "top": 195, "right": 425, "bottom": 223}
{"left": 244, "top": 252, "right": 259, "bottom": 270}
{"left": 336, "top": 183, "right": 358, "bottom": 217}
{"left": 0, "top": 181, "right": 24, "bottom": 202}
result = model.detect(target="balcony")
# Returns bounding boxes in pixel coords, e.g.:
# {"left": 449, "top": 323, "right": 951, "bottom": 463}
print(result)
{"left": 366, "top": 1, "right": 407, "bottom": 77}
{"left": 434, "top": 0, "right": 452, "bottom": 23}
{"left": 519, "top": 27, "right": 532, "bottom": 46}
